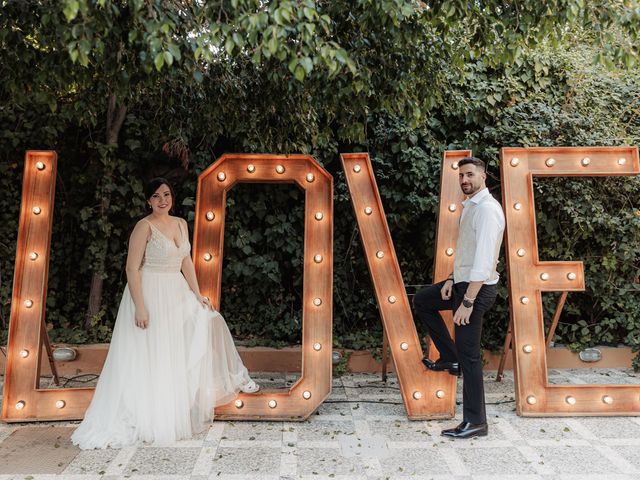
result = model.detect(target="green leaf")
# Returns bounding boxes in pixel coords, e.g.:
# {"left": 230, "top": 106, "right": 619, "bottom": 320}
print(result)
{"left": 163, "top": 51, "right": 173, "bottom": 67}
{"left": 63, "top": 0, "right": 80, "bottom": 21}
{"left": 154, "top": 52, "right": 165, "bottom": 70}
{"left": 294, "top": 65, "right": 305, "bottom": 82}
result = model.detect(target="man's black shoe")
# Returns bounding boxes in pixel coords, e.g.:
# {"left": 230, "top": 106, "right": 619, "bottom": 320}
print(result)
{"left": 422, "top": 357, "right": 461, "bottom": 377}
{"left": 441, "top": 421, "right": 488, "bottom": 439}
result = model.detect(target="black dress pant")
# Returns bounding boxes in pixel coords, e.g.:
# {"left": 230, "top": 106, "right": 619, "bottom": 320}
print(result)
{"left": 413, "top": 280, "right": 497, "bottom": 424}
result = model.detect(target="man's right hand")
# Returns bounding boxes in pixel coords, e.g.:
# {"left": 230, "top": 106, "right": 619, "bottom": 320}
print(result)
{"left": 441, "top": 279, "right": 453, "bottom": 300}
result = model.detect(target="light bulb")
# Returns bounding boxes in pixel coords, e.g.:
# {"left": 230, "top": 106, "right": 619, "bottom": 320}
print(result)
{"left": 567, "top": 272, "right": 577, "bottom": 280}
{"left": 617, "top": 158, "right": 626, "bottom": 166}
{"left": 276, "top": 165, "right": 285, "bottom": 174}
{"left": 353, "top": 164, "right": 362, "bottom": 173}
{"left": 522, "top": 344, "right": 533, "bottom": 353}
{"left": 306, "top": 173, "right": 315, "bottom": 182}
{"left": 602, "top": 395, "right": 613, "bottom": 404}
{"left": 24, "top": 299, "right": 33, "bottom": 308}
{"left": 206, "top": 211, "right": 215, "bottom": 221}
{"left": 540, "top": 272, "right": 549, "bottom": 281}
{"left": 15, "top": 401, "right": 25, "bottom": 410}
{"left": 235, "top": 399, "right": 243, "bottom": 408}
{"left": 388, "top": 295, "right": 397, "bottom": 304}
{"left": 303, "top": 391, "right": 312, "bottom": 399}
{"left": 435, "top": 390, "right": 445, "bottom": 399}
{"left": 526, "top": 395, "right": 537, "bottom": 405}
{"left": 247, "top": 164, "right": 256, "bottom": 173}
{"left": 19, "top": 349, "right": 29, "bottom": 358}
{"left": 314, "top": 212, "right": 323, "bottom": 221}
{"left": 400, "top": 342, "right": 408, "bottom": 351}
{"left": 513, "top": 202, "right": 522, "bottom": 211}
{"left": 313, "top": 343, "right": 322, "bottom": 351}
{"left": 520, "top": 296, "right": 529, "bottom": 305}
{"left": 55, "top": 400, "right": 66, "bottom": 409}
{"left": 448, "top": 204, "right": 457, "bottom": 212}
{"left": 451, "top": 162, "right": 459, "bottom": 170}
{"left": 32, "top": 206, "right": 41, "bottom": 215}
{"left": 445, "top": 248, "right": 454, "bottom": 256}
{"left": 376, "top": 251, "right": 384, "bottom": 259}
{"left": 29, "top": 252, "right": 38, "bottom": 261}
{"left": 565, "top": 396, "right": 576, "bottom": 405}
{"left": 517, "top": 248, "right": 526, "bottom": 257}
{"left": 364, "top": 207, "right": 373, "bottom": 215}
{"left": 203, "top": 253, "right": 212, "bottom": 261}
{"left": 217, "top": 172, "right": 226, "bottom": 181}
{"left": 412, "top": 391, "right": 422, "bottom": 400}
{"left": 581, "top": 157, "right": 591, "bottom": 166}
{"left": 545, "top": 158, "right": 556, "bottom": 167}
{"left": 268, "top": 400, "right": 277, "bottom": 408}
{"left": 36, "top": 161, "right": 45, "bottom": 170}
{"left": 313, "top": 254, "right": 323, "bottom": 263}
{"left": 510, "top": 157, "right": 520, "bottom": 167}
{"left": 313, "top": 298, "right": 322, "bottom": 306}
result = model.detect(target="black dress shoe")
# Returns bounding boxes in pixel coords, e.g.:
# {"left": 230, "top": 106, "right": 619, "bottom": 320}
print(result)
{"left": 422, "top": 357, "right": 461, "bottom": 377}
{"left": 441, "top": 421, "right": 488, "bottom": 439}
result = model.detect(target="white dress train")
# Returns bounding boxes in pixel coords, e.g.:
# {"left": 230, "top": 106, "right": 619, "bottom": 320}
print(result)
{"left": 71, "top": 219, "right": 251, "bottom": 449}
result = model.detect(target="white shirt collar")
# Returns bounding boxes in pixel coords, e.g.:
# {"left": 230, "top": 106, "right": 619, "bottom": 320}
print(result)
{"left": 462, "top": 187, "right": 490, "bottom": 207}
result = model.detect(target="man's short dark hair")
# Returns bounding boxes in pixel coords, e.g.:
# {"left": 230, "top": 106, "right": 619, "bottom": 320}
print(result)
{"left": 458, "top": 156, "right": 486, "bottom": 172}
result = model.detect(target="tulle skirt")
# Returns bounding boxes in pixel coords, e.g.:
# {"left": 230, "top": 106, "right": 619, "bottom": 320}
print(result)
{"left": 71, "top": 270, "right": 250, "bottom": 449}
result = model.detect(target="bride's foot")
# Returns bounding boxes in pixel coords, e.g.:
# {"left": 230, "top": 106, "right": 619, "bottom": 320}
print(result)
{"left": 240, "top": 379, "right": 260, "bottom": 394}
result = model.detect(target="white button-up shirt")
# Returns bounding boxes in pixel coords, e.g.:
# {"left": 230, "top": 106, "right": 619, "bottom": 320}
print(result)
{"left": 453, "top": 187, "right": 505, "bottom": 285}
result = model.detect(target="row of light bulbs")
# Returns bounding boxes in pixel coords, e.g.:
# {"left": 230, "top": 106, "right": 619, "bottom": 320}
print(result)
{"left": 509, "top": 157, "right": 627, "bottom": 168}
{"left": 15, "top": 399, "right": 66, "bottom": 410}
{"left": 233, "top": 391, "right": 314, "bottom": 409}
{"left": 215, "top": 165, "right": 317, "bottom": 183}
{"left": 525, "top": 395, "right": 615, "bottom": 405}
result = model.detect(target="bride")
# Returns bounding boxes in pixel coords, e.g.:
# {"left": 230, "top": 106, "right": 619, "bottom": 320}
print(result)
{"left": 72, "top": 178, "right": 259, "bottom": 449}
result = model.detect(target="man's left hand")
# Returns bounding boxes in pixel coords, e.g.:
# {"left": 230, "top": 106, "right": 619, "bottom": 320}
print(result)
{"left": 453, "top": 304, "right": 473, "bottom": 326}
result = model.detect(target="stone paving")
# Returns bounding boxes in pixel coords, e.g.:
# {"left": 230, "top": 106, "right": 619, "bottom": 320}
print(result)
{"left": 0, "top": 368, "right": 639, "bottom": 479}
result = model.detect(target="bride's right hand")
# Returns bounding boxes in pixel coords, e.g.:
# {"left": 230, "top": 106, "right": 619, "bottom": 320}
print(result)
{"left": 135, "top": 308, "right": 149, "bottom": 329}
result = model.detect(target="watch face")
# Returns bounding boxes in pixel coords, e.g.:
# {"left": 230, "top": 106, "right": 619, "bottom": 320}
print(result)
{"left": 463, "top": 299, "right": 473, "bottom": 308}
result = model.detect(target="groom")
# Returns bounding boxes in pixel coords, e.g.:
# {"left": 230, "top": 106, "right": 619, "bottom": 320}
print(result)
{"left": 413, "top": 156, "right": 505, "bottom": 439}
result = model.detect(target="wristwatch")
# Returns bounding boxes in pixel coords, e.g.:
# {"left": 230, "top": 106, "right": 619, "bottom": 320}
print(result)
{"left": 462, "top": 295, "right": 475, "bottom": 308}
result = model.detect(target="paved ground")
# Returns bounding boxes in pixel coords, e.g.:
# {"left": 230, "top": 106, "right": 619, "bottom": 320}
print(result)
{"left": 1, "top": 368, "right": 639, "bottom": 479}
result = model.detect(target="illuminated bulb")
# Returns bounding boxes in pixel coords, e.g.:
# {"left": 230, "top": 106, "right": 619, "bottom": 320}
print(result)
{"left": 445, "top": 247, "right": 454, "bottom": 256}
{"left": 364, "top": 207, "right": 373, "bottom": 215}
{"left": 510, "top": 157, "right": 520, "bottom": 167}
{"left": 234, "top": 399, "right": 244, "bottom": 408}
{"left": 376, "top": 251, "right": 384, "bottom": 259}
{"left": 55, "top": 400, "right": 66, "bottom": 409}
{"left": 313, "top": 298, "right": 322, "bottom": 306}
{"left": 29, "top": 252, "right": 38, "bottom": 261}
{"left": 451, "top": 162, "right": 459, "bottom": 170}
{"left": 520, "top": 296, "right": 530, "bottom": 305}
{"left": 24, "top": 299, "right": 33, "bottom": 308}
{"left": 540, "top": 272, "right": 549, "bottom": 281}
{"left": 217, "top": 172, "right": 226, "bottom": 181}
{"left": 313, "top": 254, "right": 323, "bottom": 263}
{"left": 602, "top": 395, "right": 613, "bottom": 405}
{"left": 268, "top": 400, "right": 277, "bottom": 408}
{"left": 35, "top": 161, "right": 45, "bottom": 170}
{"left": 203, "top": 253, "right": 212, "bottom": 261}
{"left": 276, "top": 165, "right": 285, "bottom": 174}
{"left": 15, "top": 401, "right": 25, "bottom": 410}
{"left": 581, "top": 157, "right": 591, "bottom": 166}
{"left": 306, "top": 173, "right": 315, "bottom": 182}
{"left": 517, "top": 248, "right": 526, "bottom": 257}
{"left": 247, "top": 164, "right": 256, "bottom": 173}
{"left": 314, "top": 212, "right": 323, "bottom": 221}
{"left": 206, "top": 211, "right": 215, "bottom": 221}
{"left": 313, "top": 342, "right": 322, "bottom": 351}
{"left": 545, "top": 158, "right": 556, "bottom": 167}
{"left": 412, "top": 391, "right": 423, "bottom": 400}
{"left": 617, "top": 158, "right": 626, "bottom": 166}
{"left": 522, "top": 344, "right": 533, "bottom": 353}
{"left": 388, "top": 295, "right": 397, "bottom": 304}
{"left": 32, "top": 206, "right": 41, "bottom": 215}
{"left": 435, "top": 390, "right": 445, "bottom": 399}
{"left": 565, "top": 396, "right": 576, "bottom": 405}
{"left": 513, "top": 202, "right": 522, "bottom": 211}
{"left": 400, "top": 342, "right": 408, "bottom": 351}
{"left": 19, "top": 349, "right": 29, "bottom": 358}
{"left": 526, "top": 395, "right": 537, "bottom": 405}
{"left": 302, "top": 391, "right": 312, "bottom": 400}
{"left": 353, "top": 164, "right": 362, "bottom": 173}
{"left": 448, "top": 204, "right": 457, "bottom": 212}
{"left": 567, "top": 272, "right": 577, "bottom": 280}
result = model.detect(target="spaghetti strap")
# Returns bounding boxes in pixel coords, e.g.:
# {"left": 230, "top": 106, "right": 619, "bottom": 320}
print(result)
{"left": 177, "top": 219, "right": 186, "bottom": 242}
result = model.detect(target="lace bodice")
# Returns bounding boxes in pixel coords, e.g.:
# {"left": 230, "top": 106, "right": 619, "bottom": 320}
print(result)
{"left": 140, "top": 219, "right": 190, "bottom": 273}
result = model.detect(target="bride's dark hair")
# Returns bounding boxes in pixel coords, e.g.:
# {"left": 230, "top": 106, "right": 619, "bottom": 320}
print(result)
{"left": 144, "top": 177, "right": 177, "bottom": 214}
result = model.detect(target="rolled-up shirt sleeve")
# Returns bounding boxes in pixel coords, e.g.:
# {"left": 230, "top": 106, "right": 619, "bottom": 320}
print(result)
{"left": 469, "top": 204, "right": 505, "bottom": 282}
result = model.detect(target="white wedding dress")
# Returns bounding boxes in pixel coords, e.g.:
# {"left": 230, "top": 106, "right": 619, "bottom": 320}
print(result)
{"left": 72, "top": 219, "right": 252, "bottom": 449}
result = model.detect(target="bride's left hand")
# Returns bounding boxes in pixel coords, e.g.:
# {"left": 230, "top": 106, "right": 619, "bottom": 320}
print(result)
{"left": 196, "top": 293, "right": 212, "bottom": 310}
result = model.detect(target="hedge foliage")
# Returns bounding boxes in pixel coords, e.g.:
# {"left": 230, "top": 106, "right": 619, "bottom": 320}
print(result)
{"left": 1, "top": 7, "right": 638, "bottom": 367}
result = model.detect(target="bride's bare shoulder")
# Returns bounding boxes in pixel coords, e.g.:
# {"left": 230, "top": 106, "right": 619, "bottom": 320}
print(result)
{"left": 131, "top": 217, "right": 152, "bottom": 237}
